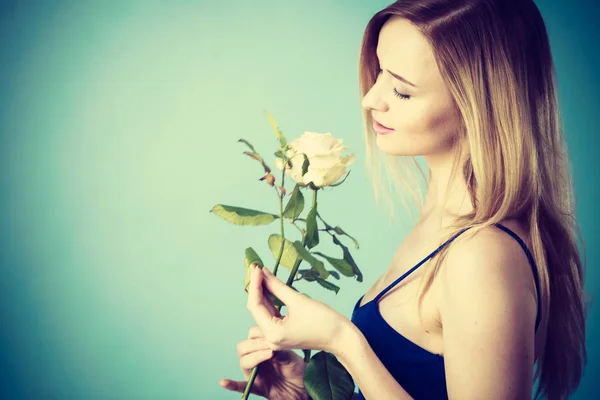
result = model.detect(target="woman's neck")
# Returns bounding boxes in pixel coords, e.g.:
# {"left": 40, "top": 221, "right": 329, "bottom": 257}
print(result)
{"left": 420, "top": 172, "right": 473, "bottom": 229}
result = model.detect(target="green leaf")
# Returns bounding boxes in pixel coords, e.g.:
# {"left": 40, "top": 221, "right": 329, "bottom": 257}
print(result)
{"left": 303, "top": 351, "right": 355, "bottom": 400}
{"left": 243, "top": 248, "right": 264, "bottom": 292}
{"left": 301, "top": 153, "right": 310, "bottom": 177}
{"left": 332, "top": 235, "right": 363, "bottom": 282}
{"left": 274, "top": 150, "right": 285, "bottom": 159}
{"left": 244, "top": 247, "right": 263, "bottom": 269}
{"left": 312, "top": 252, "right": 354, "bottom": 278}
{"left": 333, "top": 226, "right": 345, "bottom": 235}
{"left": 243, "top": 151, "right": 262, "bottom": 162}
{"left": 244, "top": 267, "right": 252, "bottom": 292}
{"left": 315, "top": 277, "right": 340, "bottom": 294}
{"left": 298, "top": 268, "right": 319, "bottom": 282}
{"left": 331, "top": 225, "right": 359, "bottom": 249}
{"left": 210, "top": 205, "right": 278, "bottom": 226}
{"left": 328, "top": 170, "right": 351, "bottom": 187}
{"left": 268, "top": 234, "right": 300, "bottom": 270}
{"left": 242, "top": 151, "right": 272, "bottom": 174}
{"left": 327, "top": 270, "right": 340, "bottom": 280}
{"left": 237, "top": 138, "right": 256, "bottom": 152}
{"left": 305, "top": 206, "right": 319, "bottom": 249}
{"left": 282, "top": 184, "right": 305, "bottom": 220}
{"left": 264, "top": 111, "right": 288, "bottom": 149}
{"left": 292, "top": 241, "right": 329, "bottom": 279}
{"left": 298, "top": 269, "right": 339, "bottom": 291}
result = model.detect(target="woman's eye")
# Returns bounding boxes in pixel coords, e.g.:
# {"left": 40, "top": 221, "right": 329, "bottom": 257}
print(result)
{"left": 393, "top": 88, "right": 411, "bottom": 100}
{"left": 375, "top": 67, "right": 411, "bottom": 100}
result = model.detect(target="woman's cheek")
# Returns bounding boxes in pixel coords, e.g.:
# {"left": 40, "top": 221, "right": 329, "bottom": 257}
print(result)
{"left": 392, "top": 105, "right": 429, "bottom": 134}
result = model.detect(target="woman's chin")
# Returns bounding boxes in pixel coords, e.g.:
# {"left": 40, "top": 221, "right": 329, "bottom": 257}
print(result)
{"left": 375, "top": 132, "right": 400, "bottom": 152}
{"left": 375, "top": 136, "right": 422, "bottom": 156}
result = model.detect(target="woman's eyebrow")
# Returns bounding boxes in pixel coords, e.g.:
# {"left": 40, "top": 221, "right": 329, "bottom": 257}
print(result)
{"left": 385, "top": 68, "right": 417, "bottom": 88}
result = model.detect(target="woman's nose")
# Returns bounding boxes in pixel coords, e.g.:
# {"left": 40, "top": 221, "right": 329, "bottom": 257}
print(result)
{"left": 361, "top": 86, "right": 389, "bottom": 112}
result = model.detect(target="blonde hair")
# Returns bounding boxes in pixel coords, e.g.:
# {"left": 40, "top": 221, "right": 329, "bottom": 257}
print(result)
{"left": 359, "top": 1, "right": 588, "bottom": 399}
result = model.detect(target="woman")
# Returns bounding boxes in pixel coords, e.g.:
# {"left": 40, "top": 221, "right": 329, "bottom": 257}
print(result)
{"left": 219, "top": 0, "right": 588, "bottom": 398}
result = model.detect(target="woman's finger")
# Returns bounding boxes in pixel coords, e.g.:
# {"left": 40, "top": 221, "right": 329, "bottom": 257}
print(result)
{"left": 263, "top": 291, "right": 283, "bottom": 318}
{"left": 248, "top": 325, "right": 263, "bottom": 339}
{"left": 237, "top": 337, "right": 271, "bottom": 357}
{"left": 247, "top": 264, "right": 264, "bottom": 306}
{"left": 248, "top": 266, "right": 282, "bottom": 318}
{"left": 240, "top": 348, "right": 274, "bottom": 371}
{"left": 247, "top": 265, "right": 281, "bottom": 333}
{"left": 260, "top": 267, "right": 297, "bottom": 306}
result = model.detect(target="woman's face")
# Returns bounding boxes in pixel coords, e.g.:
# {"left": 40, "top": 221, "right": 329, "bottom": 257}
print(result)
{"left": 361, "top": 17, "right": 462, "bottom": 157}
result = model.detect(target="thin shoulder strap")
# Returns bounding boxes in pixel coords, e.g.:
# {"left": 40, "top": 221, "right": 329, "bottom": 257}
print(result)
{"left": 373, "top": 226, "right": 474, "bottom": 303}
{"left": 493, "top": 223, "right": 542, "bottom": 331}
{"left": 373, "top": 222, "right": 542, "bottom": 332}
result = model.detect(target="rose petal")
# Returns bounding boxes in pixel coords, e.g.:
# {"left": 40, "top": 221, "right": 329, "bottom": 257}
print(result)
{"left": 277, "top": 132, "right": 354, "bottom": 187}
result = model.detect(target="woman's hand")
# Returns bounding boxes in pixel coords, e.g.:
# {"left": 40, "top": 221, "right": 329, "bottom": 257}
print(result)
{"left": 245, "top": 263, "right": 350, "bottom": 354}
{"left": 219, "top": 325, "right": 309, "bottom": 400}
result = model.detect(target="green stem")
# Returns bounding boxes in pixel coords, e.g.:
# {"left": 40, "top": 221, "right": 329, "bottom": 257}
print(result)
{"left": 272, "top": 155, "right": 289, "bottom": 277}
{"left": 273, "top": 194, "right": 285, "bottom": 277}
{"left": 241, "top": 154, "right": 291, "bottom": 400}
{"left": 241, "top": 190, "right": 318, "bottom": 400}
{"left": 286, "top": 189, "right": 317, "bottom": 286}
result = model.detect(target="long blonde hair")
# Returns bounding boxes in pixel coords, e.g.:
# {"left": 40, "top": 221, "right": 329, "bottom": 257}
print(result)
{"left": 359, "top": 1, "right": 588, "bottom": 399}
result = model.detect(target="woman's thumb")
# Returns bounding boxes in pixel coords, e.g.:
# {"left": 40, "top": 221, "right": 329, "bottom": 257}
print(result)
{"left": 261, "top": 267, "right": 296, "bottom": 305}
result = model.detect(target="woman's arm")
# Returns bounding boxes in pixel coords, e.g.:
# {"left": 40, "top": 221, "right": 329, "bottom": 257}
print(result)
{"left": 438, "top": 228, "right": 536, "bottom": 399}
{"left": 333, "top": 323, "right": 414, "bottom": 400}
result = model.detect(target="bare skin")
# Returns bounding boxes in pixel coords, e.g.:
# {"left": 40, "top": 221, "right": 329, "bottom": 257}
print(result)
{"left": 219, "top": 325, "right": 309, "bottom": 400}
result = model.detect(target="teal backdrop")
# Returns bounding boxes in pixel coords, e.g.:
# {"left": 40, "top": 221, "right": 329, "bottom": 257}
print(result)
{"left": 0, "top": 0, "right": 597, "bottom": 398}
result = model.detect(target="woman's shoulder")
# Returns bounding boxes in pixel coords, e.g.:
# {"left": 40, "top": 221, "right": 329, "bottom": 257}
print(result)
{"left": 438, "top": 217, "right": 538, "bottom": 323}
{"left": 449, "top": 218, "right": 532, "bottom": 259}
{"left": 444, "top": 218, "right": 533, "bottom": 274}
{"left": 435, "top": 219, "right": 540, "bottom": 398}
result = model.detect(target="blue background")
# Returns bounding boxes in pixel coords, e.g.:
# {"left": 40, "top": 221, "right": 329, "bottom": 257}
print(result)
{"left": 0, "top": 0, "right": 598, "bottom": 398}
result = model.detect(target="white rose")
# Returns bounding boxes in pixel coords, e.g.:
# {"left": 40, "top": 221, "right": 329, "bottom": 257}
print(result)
{"left": 274, "top": 132, "right": 355, "bottom": 188}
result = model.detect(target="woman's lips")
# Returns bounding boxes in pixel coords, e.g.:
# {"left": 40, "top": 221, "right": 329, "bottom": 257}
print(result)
{"left": 373, "top": 119, "right": 394, "bottom": 134}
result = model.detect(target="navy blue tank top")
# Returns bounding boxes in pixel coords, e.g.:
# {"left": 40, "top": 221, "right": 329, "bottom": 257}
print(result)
{"left": 351, "top": 223, "right": 541, "bottom": 399}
